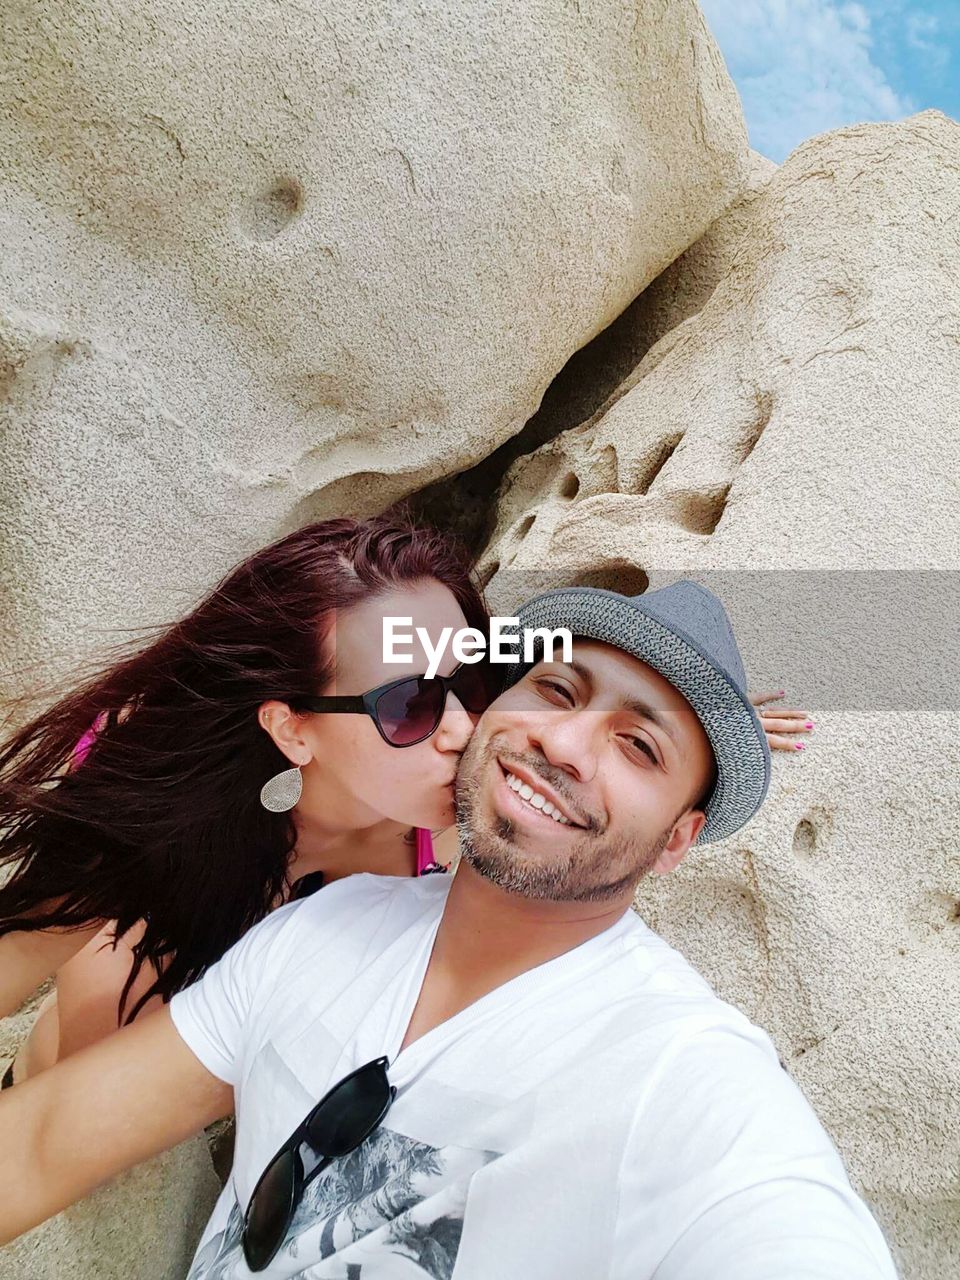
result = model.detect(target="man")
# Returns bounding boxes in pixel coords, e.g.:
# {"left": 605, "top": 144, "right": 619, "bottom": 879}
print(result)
{"left": 0, "top": 582, "right": 896, "bottom": 1278}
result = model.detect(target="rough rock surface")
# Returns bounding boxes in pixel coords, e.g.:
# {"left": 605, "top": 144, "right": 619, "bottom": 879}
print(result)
{"left": 2, "top": 1, "right": 957, "bottom": 1274}
{"left": 597, "top": 147, "right": 777, "bottom": 406}
{"left": 408, "top": 150, "right": 776, "bottom": 553}
{"left": 484, "top": 111, "right": 960, "bottom": 1278}
{"left": 0, "top": 0, "right": 747, "bottom": 684}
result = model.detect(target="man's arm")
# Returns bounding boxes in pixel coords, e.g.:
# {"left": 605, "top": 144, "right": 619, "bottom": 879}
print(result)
{"left": 647, "top": 1178, "right": 898, "bottom": 1279}
{"left": 0, "top": 1006, "right": 232, "bottom": 1243}
{"left": 614, "top": 1030, "right": 898, "bottom": 1279}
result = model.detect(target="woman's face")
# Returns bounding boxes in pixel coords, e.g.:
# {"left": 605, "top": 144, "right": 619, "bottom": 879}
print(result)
{"left": 294, "top": 580, "right": 480, "bottom": 833}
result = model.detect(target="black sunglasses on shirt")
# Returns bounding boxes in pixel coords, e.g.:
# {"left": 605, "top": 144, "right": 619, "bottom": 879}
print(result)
{"left": 242, "top": 1056, "right": 395, "bottom": 1271}
{"left": 292, "top": 661, "right": 503, "bottom": 748}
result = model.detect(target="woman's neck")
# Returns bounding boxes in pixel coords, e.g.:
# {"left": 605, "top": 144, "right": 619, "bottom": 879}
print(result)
{"left": 288, "top": 814, "right": 418, "bottom": 883}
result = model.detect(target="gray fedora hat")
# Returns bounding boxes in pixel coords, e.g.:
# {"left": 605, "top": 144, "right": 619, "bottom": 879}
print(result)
{"left": 507, "top": 581, "right": 771, "bottom": 844}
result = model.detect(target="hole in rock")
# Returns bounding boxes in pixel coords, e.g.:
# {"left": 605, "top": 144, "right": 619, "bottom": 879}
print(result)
{"left": 244, "top": 178, "right": 305, "bottom": 242}
{"left": 637, "top": 433, "right": 683, "bottom": 495}
{"left": 739, "top": 391, "right": 774, "bottom": 463}
{"left": 573, "top": 564, "right": 649, "bottom": 597}
{"left": 559, "top": 472, "right": 580, "bottom": 500}
{"left": 515, "top": 513, "right": 536, "bottom": 541}
{"left": 792, "top": 818, "right": 817, "bottom": 859}
{"left": 920, "top": 891, "right": 960, "bottom": 931}
{"left": 481, "top": 560, "right": 500, "bottom": 589}
{"left": 672, "top": 484, "right": 731, "bottom": 535}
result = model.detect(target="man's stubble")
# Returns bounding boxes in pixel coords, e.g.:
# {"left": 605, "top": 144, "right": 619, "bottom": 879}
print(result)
{"left": 453, "top": 733, "right": 674, "bottom": 905}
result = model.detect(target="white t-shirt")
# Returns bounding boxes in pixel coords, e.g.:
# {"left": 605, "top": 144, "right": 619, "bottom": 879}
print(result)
{"left": 170, "top": 873, "right": 896, "bottom": 1280}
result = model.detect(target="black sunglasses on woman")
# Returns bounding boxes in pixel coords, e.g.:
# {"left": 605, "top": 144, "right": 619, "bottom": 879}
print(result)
{"left": 293, "top": 661, "right": 503, "bottom": 747}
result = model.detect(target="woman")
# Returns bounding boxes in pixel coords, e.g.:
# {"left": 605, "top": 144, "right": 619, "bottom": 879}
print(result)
{"left": 0, "top": 513, "right": 810, "bottom": 1083}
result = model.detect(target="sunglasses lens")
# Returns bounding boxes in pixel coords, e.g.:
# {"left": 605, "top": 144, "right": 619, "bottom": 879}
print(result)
{"left": 306, "top": 1058, "right": 393, "bottom": 1157}
{"left": 243, "top": 1147, "right": 299, "bottom": 1272}
{"left": 375, "top": 678, "right": 442, "bottom": 746}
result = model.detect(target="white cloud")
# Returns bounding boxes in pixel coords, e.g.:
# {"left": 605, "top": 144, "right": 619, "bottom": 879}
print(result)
{"left": 905, "top": 11, "right": 949, "bottom": 69}
{"left": 905, "top": 10, "right": 938, "bottom": 49}
{"left": 701, "top": 0, "right": 914, "bottom": 161}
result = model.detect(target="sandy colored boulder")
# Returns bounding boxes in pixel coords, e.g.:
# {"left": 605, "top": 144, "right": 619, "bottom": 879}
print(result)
{"left": 485, "top": 111, "right": 960, "bottom": 587}
{"left": 0, "top": 0, "right": 747, "bottom": 681}
{"left": 604, "top": 148, "right": 777, "bottom": 399}
{"left": 484, "top": 111, "right": 960, "bottom": 1278}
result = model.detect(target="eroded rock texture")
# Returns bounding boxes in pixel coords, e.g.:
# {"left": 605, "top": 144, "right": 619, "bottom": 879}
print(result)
{"left": 409, "top": 149, "right": 776, "bottom": 552}
{"left": 484, "top": 112, "right": 960, "bottom": 587}
{"left": 0, "top": 0, "right": 747, "bottom": 683}
{"left": 484, "top": 112, "right": 960, "bottom": 1278}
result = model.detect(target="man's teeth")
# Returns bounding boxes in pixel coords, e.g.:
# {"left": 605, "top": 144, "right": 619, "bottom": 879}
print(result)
{"left": 505, "top": 773, "right": 571, "bottom": 824}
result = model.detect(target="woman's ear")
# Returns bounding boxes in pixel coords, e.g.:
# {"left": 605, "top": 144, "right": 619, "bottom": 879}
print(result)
{"left": 258, "top": 701, "right": 313, "bottom": 767}
{"left": 650, "top": 808, "right": 706, "bottom": 877}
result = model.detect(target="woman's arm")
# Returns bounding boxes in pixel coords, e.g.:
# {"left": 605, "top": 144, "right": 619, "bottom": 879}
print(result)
{"left": 12, "top": 923, "right": 163, "bottom": 1082}
{"left": 0, "top": 923, "right": 102, "bottom": 1019}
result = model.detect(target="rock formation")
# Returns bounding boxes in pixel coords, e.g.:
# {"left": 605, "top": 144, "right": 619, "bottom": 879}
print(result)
{"left": 484, "top": 111, "right": 960, "bottom": 590}
{"left": 0, "top": 0, "right": 747, "bottom": 684}
{"left": 408, "top": 150, "right": 776, "bottom": 552}
{"left": 483, "top": 110, "right": 960, "bottom": 1279}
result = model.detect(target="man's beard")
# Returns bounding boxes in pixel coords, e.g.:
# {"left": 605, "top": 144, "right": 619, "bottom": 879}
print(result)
{"left": 454, "top": 734, "right": 674, "bottom": 904}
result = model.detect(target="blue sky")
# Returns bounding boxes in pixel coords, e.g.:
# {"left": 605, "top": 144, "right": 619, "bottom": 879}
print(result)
{"left": 700, "top": 0, "right": 960, "bottom": 161}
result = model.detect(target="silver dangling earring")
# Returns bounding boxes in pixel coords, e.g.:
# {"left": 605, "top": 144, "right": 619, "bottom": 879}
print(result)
{"left": 259, "top": 762, "right": 304, "bottom": 813}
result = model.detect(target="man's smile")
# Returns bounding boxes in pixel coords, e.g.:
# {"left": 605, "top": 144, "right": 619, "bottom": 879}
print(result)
{"left": 493, "top": 758, "right": 588, "bottom": 832}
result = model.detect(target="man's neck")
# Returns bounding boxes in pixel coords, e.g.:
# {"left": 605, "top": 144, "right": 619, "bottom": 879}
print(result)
{"left": 400, "top": 861, "right": 631, "bottom": 1052}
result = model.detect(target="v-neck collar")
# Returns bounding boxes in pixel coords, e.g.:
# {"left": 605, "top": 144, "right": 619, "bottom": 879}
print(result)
{"left": 383, "top": 891, "right": 635, "bottom": 1086}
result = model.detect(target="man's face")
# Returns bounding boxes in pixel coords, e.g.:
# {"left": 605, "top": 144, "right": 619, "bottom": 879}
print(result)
{"left": 455, "top": 640, "right": 715, "bottom": 903}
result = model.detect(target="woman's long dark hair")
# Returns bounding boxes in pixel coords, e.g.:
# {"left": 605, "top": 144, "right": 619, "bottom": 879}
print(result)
{"left": 0, "top": 514, "right": 487, "bottom": 1019}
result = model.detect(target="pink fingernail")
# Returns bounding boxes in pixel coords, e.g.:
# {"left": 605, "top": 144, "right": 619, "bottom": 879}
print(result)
{"left": 794, "top": 742, "right": 805, "bottom": 751}
{"left": 778, "top": 689, "right": 786, "bottom": 696}
{"left": 805, "top": 721, "right": 814, "bottom": 729}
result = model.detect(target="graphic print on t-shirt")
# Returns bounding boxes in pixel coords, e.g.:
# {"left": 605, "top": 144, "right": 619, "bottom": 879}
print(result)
{"left": 189, "top": 1126, "right": 498, "bottom": 1279}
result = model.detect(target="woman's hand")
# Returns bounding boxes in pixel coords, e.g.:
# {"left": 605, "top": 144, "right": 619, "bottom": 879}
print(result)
{"left": 750, "top": 691, "right": 814, "bottom": 753}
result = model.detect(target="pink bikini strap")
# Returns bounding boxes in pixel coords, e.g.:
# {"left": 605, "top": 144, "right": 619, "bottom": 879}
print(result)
{"left": 415, "top": 827, "right": 438, "bottom": 875}
{"left": 72, "top": 713, "right": 108, "bottom": 767}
